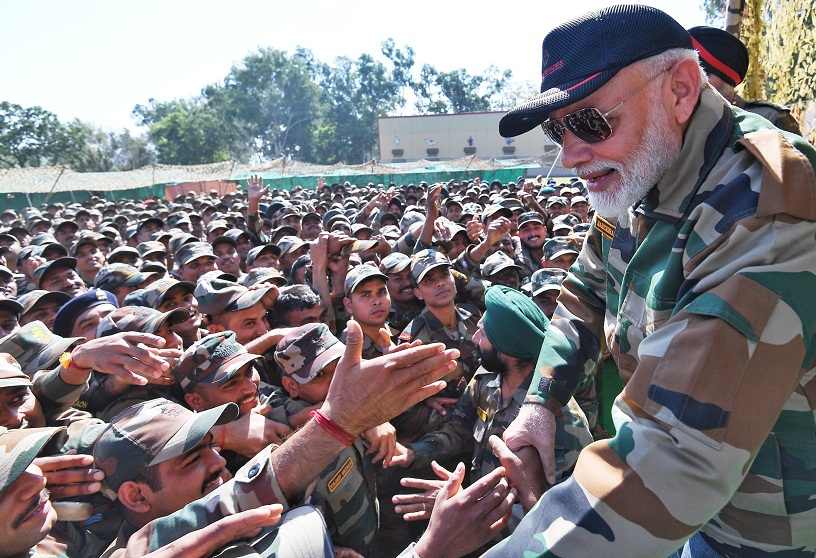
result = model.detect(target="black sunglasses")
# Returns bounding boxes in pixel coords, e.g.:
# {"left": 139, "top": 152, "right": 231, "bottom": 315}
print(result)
{"left": 541, "top": 66, "right": 671, "bottom": 146}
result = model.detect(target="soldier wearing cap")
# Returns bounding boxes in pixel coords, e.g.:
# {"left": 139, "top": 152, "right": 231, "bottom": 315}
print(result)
{"left": 277, "top": 236, "right": 308, "bottom": 280}
{"left": 73, "top": 233, "right": 106, "bottom": 287}
{"left": 541, "top": 237, "right": 579, "bottom": 271}
{"left": 18, "top": 290, "right": 70, "bottom": 331}
{"left": 274, "top": 323, "right": 379, "bottom": 556}
{"left": 481, "top": 251, "right": 523, "bottom": 291}
{"left": 340, "top": 264, "right": 395, "bottom": 358}
{"left": 211, "top": 234, "right": 244, "bottom": 281}
{"left": 400, "top": 249, "right": 479, "bottom": 405}
{"left": 53, "top": 289, "right": 118, "bottom": 341}
{"left": 134, "top": 217, "right": 163, "bottom": 244}
{"left": 0, "top": 297, "right": 23, "bottom": 337}
{"left": 142, "top": 277, "right": 204, "bottom": 348}
{"left": 494, "top": 5, "right": 816, "bottom": 557}
{"left": 515, "top": 212, "right": 548, "bottom": 278}
{"left": 379, "top": 253, "right": 420, "bottom": 332}
{"left": 93, "top": 263, "right": 155, "bottom": 306}
{"left": 245, "top": 244, "right": 282, "bottom": 272}
{"left": 570, "top": 196, "right": 590, "bottom": 222}
{"left": 34, "top": 257, "right": 87, "bottom": 299}
{"left": 174, "top": 241, "right": 217, "bottom": 283}
{"left": 524, "top": 268, "right": 567, "bottom": 319}
{"left": 54, "top": 219, "right": 79, "bottom": 250}
{"left": 195, "top": 275, "right": 277, "bottom": 346}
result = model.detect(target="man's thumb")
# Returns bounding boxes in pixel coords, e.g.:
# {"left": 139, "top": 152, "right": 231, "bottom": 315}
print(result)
{"left": 340, "top": 319, "right": 363, "bottom": 368}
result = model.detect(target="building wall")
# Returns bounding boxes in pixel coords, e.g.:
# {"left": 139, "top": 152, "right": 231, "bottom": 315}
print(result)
{"left": 377, "top": 111, "right": 558, "bottom": 162}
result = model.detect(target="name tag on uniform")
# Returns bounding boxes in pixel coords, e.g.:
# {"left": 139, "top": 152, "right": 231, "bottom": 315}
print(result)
{"left": 593, "top": 215, "right": 616, "bottom": 240}
{"left": 328, "top": 457, "right": 354, "bottom": 493}
{"left": 476, "top": 406, "right": 487, "bottom": 422}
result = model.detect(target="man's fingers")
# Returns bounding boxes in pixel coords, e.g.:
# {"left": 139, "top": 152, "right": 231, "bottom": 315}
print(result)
{"left": 398, "top": 476, "right": 444, "bottom": 492}
{"left": 437, "top": 462, "right": 466, "bottom": 502}
{"left": 458, "top": 466, "right": 507, "bottom": 506}
{"left": 34, "top": 454, "right": 93, "bottom": 471}
{"left": 337, "top": 319, "right": 363, "bottom": 371}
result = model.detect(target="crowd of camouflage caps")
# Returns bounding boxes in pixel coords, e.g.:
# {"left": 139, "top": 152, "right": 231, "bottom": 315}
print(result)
{"left": 0, "top": 172, "right": 599, "bottom": 557}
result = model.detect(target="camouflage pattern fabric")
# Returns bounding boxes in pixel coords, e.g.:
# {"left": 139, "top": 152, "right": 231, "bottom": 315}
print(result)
{"left": 0, "top": 425, "right": 62, "bottom": 491}
{"left": 174, "top": 331, "right": 262, "bottom": 393}
{"left": 93, "top": 263, "right": 152, "bottom": 291}
{"left": 194, "top": 276, "right": 274, "bottom": 316}
{"left": 496, "top": 88, "right": 816, "bottom": 556}
{"left": 516, "top": 244, "right": 543, "bottom": 279}
{"left": 735, "top": 95, "right": 803, "bottom": 136}
{"left": 96, "top": 306, "right": 189, "bottom": 338}
{"left": 273, "top": 323, "right": 345, "bottom": 384}
{"left": 0, "top": 321, "right": 83, "bottom": 376}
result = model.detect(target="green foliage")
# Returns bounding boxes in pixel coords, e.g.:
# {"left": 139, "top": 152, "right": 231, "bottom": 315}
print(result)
{"left": 0, "top": 102, "right": 71, "bottom": 168}
{"left": 413, "top": 64, "right": 513, "bottom": 114}
{"left": 60, "top": 121, "right": 154, "bottom": 172}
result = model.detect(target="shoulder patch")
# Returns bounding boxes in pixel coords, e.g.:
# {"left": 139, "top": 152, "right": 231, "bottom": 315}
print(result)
{"left": 398, "top": 332, "right": 414, "bottom": 343}
{"left": 593, "top": 214, "right": 616, "bottom": 240}
{"left": 328, "top": 457, "right": 354, "bottom": 493}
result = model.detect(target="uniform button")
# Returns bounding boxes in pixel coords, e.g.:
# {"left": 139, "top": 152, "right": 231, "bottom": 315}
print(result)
{"left": 247, "top": 464, "right": 260, "bottom": 478}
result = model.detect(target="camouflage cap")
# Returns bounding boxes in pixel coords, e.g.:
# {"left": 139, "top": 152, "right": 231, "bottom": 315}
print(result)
{"left": 97, "top": 306, "right": 189, "bottom": 338}
{"left": 194, "top": 277, "right": 275, "bottom": 316}
{"left": 173, "top": 331, "right": 262, "bottom": 393}
{"left": 107, "top": 246, "right": 141, "bottom": 265}
{"left": 205, "top": 220, "right": 229, "bottom": 236}
{"left": 70, "top": 232, "right": 102, "bottom": 256}
{"left": 380, "top": 252, "right": 411, "bottom": 274}
{"left": 199, "top": 269, "right": 239, "bottom": 284}
{"left": 141, "top": 277, "right": 195, "bottom": 309}
{"left": 241, "top": 267, "right": 287, "bottom": 288}
{"left": 274, "top": 323, "right": 345, "bottom": 384}
{"left": 136, "top": 241, "right": 167, "bottom": 258}
{"left": 34, "top": 257, "right": 77, "bottom": 289}
{"left": 0, "top": 426, "right": 64, "bottom": 493}
{"left": 379, "top": 224, "right": 401, "bottom": 240}
{"left": 270, "top": 226, "right": 299, "bottom": 244}
{"left": 481, "top": 251, "right": 523, "bottom": 278}
{"left": 277, "top": 236, "right": 306, "bottom": 256}
{"left": 344, "top": 264, "right": 388, "bottom": 297}
{"left": 245, "top": 244, "right": 282, "bottom": 267}
{"left": 0, "top": 297, "right": 23, "bottom": 317}
{"left": 210, "top": 234, "right": 237, "bottom": 249}
{"left": 175, "top": 241, "right": 216, "bottom": 267}
{"left": 168, "top": 233, "right": 198, "bottom": 255}
{"left": 94, "top": 263, "right": 153, "bottom": 291}
{"left": 122, "top": 289, "right": 147, "bottom": 307}
{"left": 399, "top": 211, "right": 425, "bottom": 233}
{"left": 93, "top": 398, "right": 238, "bottom": 498}
{"left": 546, "top": 196, "right": 568, "bottom": 208}
{"left": 551, "top": 213, "right": 581, "bottom": 233}
{"left": 0, "top": 321, "right": 83, "bottom": 376}
{"left": 543, "top": 237, "right": 580, "bottom": 261}
{"left": 528, "top": 268, "right": 568, "bottom": 297}
{"left": 481, "top": 204, "right": 512, "bottom": 224}
{"left": 136, "top": 217, "right": 164, "bottom": 235}
{"left": 30, "top": 233, "right": 59, "bottom": 247}
{"left": 0, "top": 353, "right": 32, "bottom": 388}
{"left": 410, "top": 249, "right": 451, "bottom": 282}
{"left": 518, "top": 212, "right": 546, "bottom": 229}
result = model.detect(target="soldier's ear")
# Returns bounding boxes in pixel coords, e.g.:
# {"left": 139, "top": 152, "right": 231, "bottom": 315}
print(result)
{"left": 281, "top": 376, "right": 299, "bottom": 398}
{"left": 185, "top": 391, "right": 205, "bottom": 412}
{"left": 208, "top": 323, "right": 225, "bottom": 334}
{"left": 118, "top": 481, "right": 151, "bottom": 514}
{"left": 413, "top": 287, "right": 424, "bottom": 301}
{"left": 343, "top": 296, "right": 353, "bottom": 316}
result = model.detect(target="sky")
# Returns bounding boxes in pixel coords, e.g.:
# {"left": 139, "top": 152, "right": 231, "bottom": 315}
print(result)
{"left": 0, "top": 0, "right": 710, "bottom": 134}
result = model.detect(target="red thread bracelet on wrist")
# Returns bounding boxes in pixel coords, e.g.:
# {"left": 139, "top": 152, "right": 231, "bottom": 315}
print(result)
{"left": 310, "top": 410, "right": 354, "bottom": 447}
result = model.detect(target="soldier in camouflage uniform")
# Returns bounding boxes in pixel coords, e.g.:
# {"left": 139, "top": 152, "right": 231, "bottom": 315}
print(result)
{"left": 493, "top": 5, "right": 816, "bottom": 557}
{"left": 17, "top": 289, "right": 71, "bottom": 331}
{"left": 274, "top": 323, "right": 379, "bottom": 556}
{"left": 195, "top": 274, "right": 277, "bottom": 345}
{"left": 93, "top": 263, "right": 156, "bottom": 306}
{"left": 379, "top": 252, "right": 421, "bottom": 332}
{"left": 515, "top": 212, "right": 547, "bottom": 279}
{"left": 0, "top": 296, "right": 22, "bottom": 337}
{"left": 0, "top": 320, "right": 83, "bottom": 377}
{"left": 340, "top": 264, "right": 397, "bottom": 357}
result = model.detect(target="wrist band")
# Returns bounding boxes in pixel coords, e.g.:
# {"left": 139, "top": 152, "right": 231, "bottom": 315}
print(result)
{"left": 58, "top": 347, "right": 92, "bottom": 373}
{"left": 310, "top": 410, "right": 354, "bottom": 447}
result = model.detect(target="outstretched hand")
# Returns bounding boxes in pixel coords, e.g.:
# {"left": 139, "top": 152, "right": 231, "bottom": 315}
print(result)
{"left": 503, "top": 402, "right": 558, "bottom": 485}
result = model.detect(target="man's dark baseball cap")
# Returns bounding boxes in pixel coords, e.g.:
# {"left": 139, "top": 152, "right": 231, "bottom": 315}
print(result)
{"left": 499, "top": 5, "right": 693, "bottom": 138}
{"left": 688, "top": 26, "right": 748, "bottom": 87}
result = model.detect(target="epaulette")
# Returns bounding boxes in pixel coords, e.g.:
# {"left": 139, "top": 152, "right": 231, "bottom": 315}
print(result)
{"left": 399, "top": 315, "right": 427, "bottom": 343}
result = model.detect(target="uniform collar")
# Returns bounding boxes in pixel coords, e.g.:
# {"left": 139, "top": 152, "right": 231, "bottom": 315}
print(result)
{"left": 639, "top": 86, "right": 734, "bottom": 223}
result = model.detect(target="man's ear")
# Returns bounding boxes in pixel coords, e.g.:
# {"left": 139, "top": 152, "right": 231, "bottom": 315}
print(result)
{"left": 343, "top": 297, "right": 352, "bottom": 316}
{"left": 669, "top": 57, "right": 703, "bottom": 126}
{"left": 208, "top": 322, "right": 225, "bottom": 334}
{"left": 413, "top": 287, "right": 424, "bottom": 301}
{"left": 118, "top": 480, "right": 152, "bottom": 514}
{"left": 184, "top": 391, "right": 205, "bottom": 412}
{"left": 281, "top": 375, "right": 299, "bottom": 398}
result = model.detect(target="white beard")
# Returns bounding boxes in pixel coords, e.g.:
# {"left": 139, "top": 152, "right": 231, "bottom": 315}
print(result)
{"left": 575, "top": 96, "right": 682, "bottom": 221}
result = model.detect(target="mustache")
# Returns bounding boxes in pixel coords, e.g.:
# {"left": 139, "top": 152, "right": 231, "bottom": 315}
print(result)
{"left": 201, "top": 468, "right": 225, "bottom": 495}
{"left": 15, "top": 488, "right": 50, "bottom": 528}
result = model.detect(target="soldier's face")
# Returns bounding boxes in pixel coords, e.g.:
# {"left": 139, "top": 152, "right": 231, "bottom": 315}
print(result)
{"left": 145, "top": 434, "right": 231, "bottom": 521}
{"left": 472, "top": 318, "right": 507, "bottom": 375}
{"left": 158, "top": 287, "right": 201, "bottom": 336}
{"left": 282, "top": 359, "right": 336, "bottom": 406}
{"left": 213, "top": 303, "right": 269, "bottom": 347}
{"left": 519, "top": 222, "right": 546, "bottom": 250}
{"left": 542, "top": 253, "right": 577, "bottom": 272}
{"left": 414, "top": 266, "right": 455, "bottom": 308}
{"left": 213, "top": 243, "right": 240, "bottom": 276}
{"left": 278, "top": 302, "right": 328, "bottom": 328}
{"left": 42, "top": 267, "right": 85, "bottom": 298}
{"left": 0, "top": 463, "right": 56, "bottom": 556}
{"left": 72, "top": 303, "right": 117, "bottom": 341}
{"left": 21, "top": 300, "right": 62, "bottom": 331}
{"left": 0, "top": 309, "right": 20, "bottom": 337}
{"left": 187, "top": 364, "right": 260, "bottom": 417}
{"left": 344, "top": 278, "right": 390, "bottom": 327}
{"left": 74, "top": 244, "right": 105, "bottom": 275}
{"left": 534, "top": 291, "right": 559, "bottom": 319}
{"left": 178, "top": 256, "right": 217, "bottom": 283}
{"left": 0, "top": 386, "right": 45, "bottom": 429}
{"left": 385, "top": 268, "right": 415, "bottom": 305}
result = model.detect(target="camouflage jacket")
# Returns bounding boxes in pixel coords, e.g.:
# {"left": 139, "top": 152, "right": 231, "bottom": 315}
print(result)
{"left": 515, "top": 244, "right": 542, "bottom": 280}
{"left": 388, "top": 304, "right": 421, "bottom": 333}
{"left": 496, "top": 88, "right": 816, "bottom": 556}
{"left": 734, "top": 94, "right": 802, "bottom": 136}
{"left": 285, "top": 398, "right": 378, "bottom": 555}
{"left": 409, "top": 368, "right": 591, "bottom": 482}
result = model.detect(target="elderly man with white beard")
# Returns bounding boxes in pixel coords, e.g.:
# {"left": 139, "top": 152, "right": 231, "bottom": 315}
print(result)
{"left": 481, "top": 5, "right": 816, "bottom": 558}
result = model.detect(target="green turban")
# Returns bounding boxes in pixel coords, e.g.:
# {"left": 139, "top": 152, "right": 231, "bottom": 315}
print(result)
{"left": 482, "top": 285, "right": 549, "bottom": 359}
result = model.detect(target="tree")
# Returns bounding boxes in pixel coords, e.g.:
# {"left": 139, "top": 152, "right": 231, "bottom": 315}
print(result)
{"left": 204, "top": 47, "right": 324, "bottom": 162}
{"left": 132, "top": 98, "right": 236, "bottom": 165}
{"left": 313, "top": 40, "right": 416, "bottom": 164}
{"left": 0, "top": 102, "right": 72, "bottom": 168}
{"left": 413, "top": 64, "right": 513, "bottom": 114}
{"left": 61, "top": 121, "right": 155, "bottom": 172}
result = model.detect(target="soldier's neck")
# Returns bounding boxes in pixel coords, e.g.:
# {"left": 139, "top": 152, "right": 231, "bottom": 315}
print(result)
{"left": 359, "top": 322, "right": 386, "bottom": 346}
{"left": 427, "top": 304, "right": 457, "bottom": 329}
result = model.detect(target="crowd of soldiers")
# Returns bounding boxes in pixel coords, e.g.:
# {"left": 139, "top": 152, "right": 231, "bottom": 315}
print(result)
{"left": 0, "top": 168, "right": 600, "bottom": 557}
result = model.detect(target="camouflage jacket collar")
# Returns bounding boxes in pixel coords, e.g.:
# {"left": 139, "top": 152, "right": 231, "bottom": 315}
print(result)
{"left": 639, "top": 86, "right": 734, "bottom": 223}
